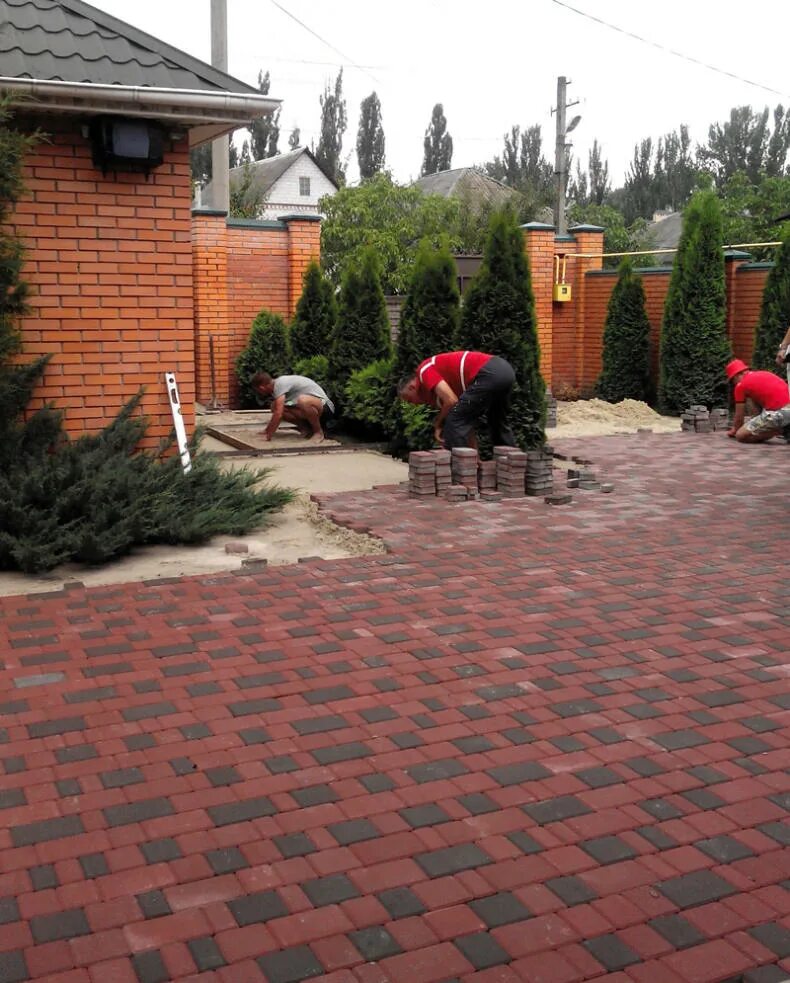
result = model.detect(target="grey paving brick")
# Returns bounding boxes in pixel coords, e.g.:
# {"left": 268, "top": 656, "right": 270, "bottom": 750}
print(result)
{"left": 522, "top": 795, "right": 592, "bottom": 825}
{"left": 376, "top": 887, "right": 426, "bottom": 920}
{"left": 207, "top": 795, "right": 276, "bottom": 826}
{"left": 649, "top": 914, "right": 707, "bottom": 950}
{"left": 416, "top": 843, "right": 492, "bottom": 878}
{"left": 327, "top": 819, "right": 379, "bottom": 845}
{"left": 30, "top": 907, "right": 90, "bottom": 943}
{"left": 350, "top": 926, "right": 403, "bottom": 960}
{"left": 657, "top": 870, "right": 737, "bottom": 908}
{"left": 302, "top": 874, "right": 360, "bottom": 907}
{"left": 546, "top": 875, "right": 597, "bottom": 907}
{"left": 470, "top": 891, "right": 532, "bottom": 928}
{"left": 104, "top": 797, "right": 174, "bottom": 827}
{"left": 584, "top": 933, "right": 641, "bottom": 971}
{"left": 11, "top": 814, "right": 84, "bottom": 847}
{"left": 229, "top": 889, "right": 288, "bottom": 926}
{"left": 398, "top": 804, "right": 451, "bottom": 828}
{"left": 257, "top": 945, "right": 323, "bottom": 983}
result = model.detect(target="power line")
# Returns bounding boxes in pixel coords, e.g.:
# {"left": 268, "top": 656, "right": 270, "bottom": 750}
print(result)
{"left": 242, "top": 53, "right": 390, "bottom": 71}
{"left": 550, "top": 0, "right": 790, "bottom": 100}
{"left": 268, "top": 0, "right": 380, "bottom": 84}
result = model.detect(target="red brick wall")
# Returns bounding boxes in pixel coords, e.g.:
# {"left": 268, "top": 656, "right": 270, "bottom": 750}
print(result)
{"left": 14, "top": 117, "right": 194, "bottom": 446}
{"left": 192, "top": 213, "right": 320, "bottom": 407}
{"left": 563, "top": 260, "right": 772, "bottom": 394}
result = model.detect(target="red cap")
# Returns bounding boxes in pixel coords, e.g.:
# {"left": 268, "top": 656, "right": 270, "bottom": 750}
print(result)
{"left": 726, "top": 359, "right": 748, "bottom": 381}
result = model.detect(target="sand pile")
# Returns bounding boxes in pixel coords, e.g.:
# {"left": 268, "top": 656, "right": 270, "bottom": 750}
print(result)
{"left": 552, "top": 398, "right": 679, "bottom": 437}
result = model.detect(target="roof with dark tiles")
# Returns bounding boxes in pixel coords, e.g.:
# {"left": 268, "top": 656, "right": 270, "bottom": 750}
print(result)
{"left": 0, "top": 0, "right": 259, "bottom": 93}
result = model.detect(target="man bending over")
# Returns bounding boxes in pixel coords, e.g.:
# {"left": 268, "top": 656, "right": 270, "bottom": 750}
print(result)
{"left": 252, "top": 371, "right": 334, "bottom": 444}
{"left": 398, "top": 350, "right": 517, "bottom": 450}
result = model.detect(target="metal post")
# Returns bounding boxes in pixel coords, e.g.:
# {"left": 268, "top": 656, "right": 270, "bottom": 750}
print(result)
{"left": 210, "top": 0, "right": 229, "bottom": 213}
{"left": 554, "top": 75, "right": 568, "bottom": 236}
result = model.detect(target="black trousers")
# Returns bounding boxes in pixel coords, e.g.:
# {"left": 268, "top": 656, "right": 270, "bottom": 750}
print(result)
{"left": 442, "top": 356, "right": 516, "bottom": 450}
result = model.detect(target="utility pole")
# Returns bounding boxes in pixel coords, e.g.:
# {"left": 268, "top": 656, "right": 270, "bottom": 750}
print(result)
{"left": 210, "top": 0, "right": 229, "bottom": 213}
{"left": 552, "top": 76, "right": 580, "bottom": 235}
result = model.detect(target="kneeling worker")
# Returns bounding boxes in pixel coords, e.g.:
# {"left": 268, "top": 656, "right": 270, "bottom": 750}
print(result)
{"left": 252, "top": 371, "right": 334, "bottom": 444}
{"left": 398, "top": 350, "right": 517, "bottom": 450}
{"left": 725, "top": 359, "right": 790, "bottom": 442}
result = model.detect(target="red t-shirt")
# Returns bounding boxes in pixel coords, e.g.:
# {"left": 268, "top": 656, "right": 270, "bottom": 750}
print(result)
{"left": 415, "top": 351, "right": 492, "bottom": 403}
{"left": 733, "top": 370, "right": 790, "bottom": 410}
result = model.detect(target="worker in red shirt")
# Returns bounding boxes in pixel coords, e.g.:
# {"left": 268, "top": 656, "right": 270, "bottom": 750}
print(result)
{"left": 725, "top": 359, "right": 790, "bottom": 442}
{"left": 398, "top": 351, "right": 517, "bottom": 449}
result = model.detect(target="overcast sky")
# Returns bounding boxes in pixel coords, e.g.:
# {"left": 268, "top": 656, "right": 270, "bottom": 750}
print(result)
{"left": 91, "top": 0, "right": 790, "bottom": 188}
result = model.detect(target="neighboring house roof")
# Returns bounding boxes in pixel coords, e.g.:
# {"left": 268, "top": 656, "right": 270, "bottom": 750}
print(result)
{"left": 204, "top": 147, "right": 338, "bottom": 204}
{"left": 645, "top": 210, "right": 683, "bottom": 262}
{"left": 0, "top": 0, "right": 279, "bottom": 144}
{"left": 413, "top": 167, "right": 519, "bottom": 207}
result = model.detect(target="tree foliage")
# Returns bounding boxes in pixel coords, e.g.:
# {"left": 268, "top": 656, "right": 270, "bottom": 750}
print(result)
{"left": 288, "top": 127, "right": 300, "bottom": 150}
{"left": 394, "top": 239, "right": 460, "bottom": 381}
{"left": 249, "top": 70, "right": 280, "bottom": 160}
{"left": 753, "top": 228, "right": 790, "bottom": 374}
{"left": 456, "top": 210, "right": 545, "bottom": 449}
{"left": 567, "top": 202, "right": 653, "bottom": 265}
{"left": 698, "top": 104, "right": 790, "bottom": 186}
{"left": 596, "top": 259, "right": 651, "bottom": 402}
{"left": 344, "top": 357, "right": 396, "bottom": 436}
{"left": 718, "top": 172, "right": 790, "bottom": 252}
{"left": 329, "top": 248, "right": 391, "bottom": 403}
{"left": 235, "top": 310, "right": 291, "bottom": 407}
{"left": 422, "top": 103, "right": 453, "bottom": 176}
{"left": 316, "top": 69, "right": 347, "bottom": 185}
{"left": 228, "top": 162, "right": 268, "bottom": 219}
{"left": 658, "top": 191, "right": 731, "bottom": 412}
{"left": 319, "top": 173, "right": 462, "bottom": 294}
{"left": 290, "top": 260, "right": 337, "bottom": 363}
{"left": 484, "top": 124, "right": 554, "bottom": 208}
{"left": 356, "top": 91, "right": 386, "bottom": 180}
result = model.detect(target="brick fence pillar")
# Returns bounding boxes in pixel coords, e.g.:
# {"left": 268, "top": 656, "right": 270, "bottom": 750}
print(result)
{"left": 192, "top": 208, "right": 229, "bottom": 406}
{"left": 522, "top": 222, "right": 556, "bottom": 387}
{"left": 280, "top": 214, "right": 322, "bottom": 318}
{"left": 568, "top": 225, "right": 604, "bottom": 393}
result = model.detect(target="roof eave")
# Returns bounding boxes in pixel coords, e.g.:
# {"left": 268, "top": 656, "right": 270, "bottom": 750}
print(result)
{"left": 0, "top": 77, "right": 280, "bottom": 146}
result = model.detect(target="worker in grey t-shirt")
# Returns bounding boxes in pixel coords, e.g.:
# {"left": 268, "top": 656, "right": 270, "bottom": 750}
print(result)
{"left": 251, "top": 371, "right": 334, "bottom": 444}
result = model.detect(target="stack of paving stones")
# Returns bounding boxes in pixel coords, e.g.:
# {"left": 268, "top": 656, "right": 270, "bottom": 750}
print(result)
{"left": 525, "top": 446, "right": 554, "bottom": 496}
{"left": 682, "top": 405, "right": 713, "bottom": 432}
{"left": 710, "top": 406, "right": 730, "bottom": 431}
{"left": 407, "top": 451, "right": 436, "bottom": 498}
{"left": 451, "top": 447, "right": 480, "bottom": 498}
{"left": 433, "top": 448, "right": 452, "bottom": 495}
{"left": 545, "top": 388, "right": 558, "bottom": 427}
{"left": 494, "top": 447, "right": 527, "bottom": 498}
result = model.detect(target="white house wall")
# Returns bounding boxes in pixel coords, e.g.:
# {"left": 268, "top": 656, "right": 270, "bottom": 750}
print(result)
{"left": 261, "top": 156, "right": 337, "bottom": 218}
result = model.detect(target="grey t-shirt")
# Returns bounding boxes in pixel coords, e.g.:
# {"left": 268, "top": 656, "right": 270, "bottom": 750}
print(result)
{"left": 272, "top": 375, "right": 333, "bottom": 411}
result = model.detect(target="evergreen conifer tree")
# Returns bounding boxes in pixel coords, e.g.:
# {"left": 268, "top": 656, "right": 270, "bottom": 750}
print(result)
{"left": 456, "top": 210, "right": 545, "bottom": 449}
{"left": 394, "top": 239, "right": 459, "bottom": 380}
{"left": 753, "top": 229, "right": 790, "bottom": 375}
{"left": 329, "top": 248, "right": 391, "bottom": 405}
{"left": 0, "top": 100, "right": 60, "bottom": 467}
{"left": 390, "top": 239, "right": 460, "bottom": 452}
{"left": 235, "top": 310, "right": 291, "bottom": 407}
{"left": 596, "top": 259, "right": 651, "bottom": 402}
{"left": 421, "top": 104, "right": 453, "bottom": 176}
{"left": 0, "top": 101, "right": 291, "bottom": 573}
{"left": 658, "top": 190, "right": 731, "bottom": 412}
{"left": 290, "top": 260, "right": 337, "bottom": 364}
{"left": 357, "top": 92, "right": 385, "bottom": 180}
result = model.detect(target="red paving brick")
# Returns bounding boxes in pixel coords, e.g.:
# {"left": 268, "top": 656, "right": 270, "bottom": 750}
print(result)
{"left": 0, "top": 432, "right": 788, "bottom": 982}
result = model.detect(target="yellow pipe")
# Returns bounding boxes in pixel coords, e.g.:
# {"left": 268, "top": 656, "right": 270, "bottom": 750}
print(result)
{"left": 558, "top": 241, "right": 782, "bottom": 259}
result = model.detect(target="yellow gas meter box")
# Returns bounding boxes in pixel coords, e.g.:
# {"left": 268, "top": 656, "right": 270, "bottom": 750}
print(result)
{"left": 553, "top": 282, "right": 572, "bottom": 302}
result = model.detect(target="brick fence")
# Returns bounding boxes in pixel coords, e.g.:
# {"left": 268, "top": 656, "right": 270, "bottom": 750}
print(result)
{"left": 192, "top": 210, "right": 320, "bottom": 407}
{"left": 524, "top": 226, "right": 772, "bottom": 396}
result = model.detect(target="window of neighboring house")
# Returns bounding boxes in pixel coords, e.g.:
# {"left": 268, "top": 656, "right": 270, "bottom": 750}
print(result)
{"left": 299, "top": 176, "right": 311, "bottom": 196}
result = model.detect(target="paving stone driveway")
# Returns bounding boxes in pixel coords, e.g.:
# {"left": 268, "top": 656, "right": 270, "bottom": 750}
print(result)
{"left": 0, "top": 433, "right": 787, "bottom": 983}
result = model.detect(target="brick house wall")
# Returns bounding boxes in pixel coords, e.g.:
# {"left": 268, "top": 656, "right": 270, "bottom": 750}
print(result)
{"left": 192, "top": 210, "right": 320, "bottom": 407}
{"left": 13, "top": 117, "right": 194, "bottom": 446}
